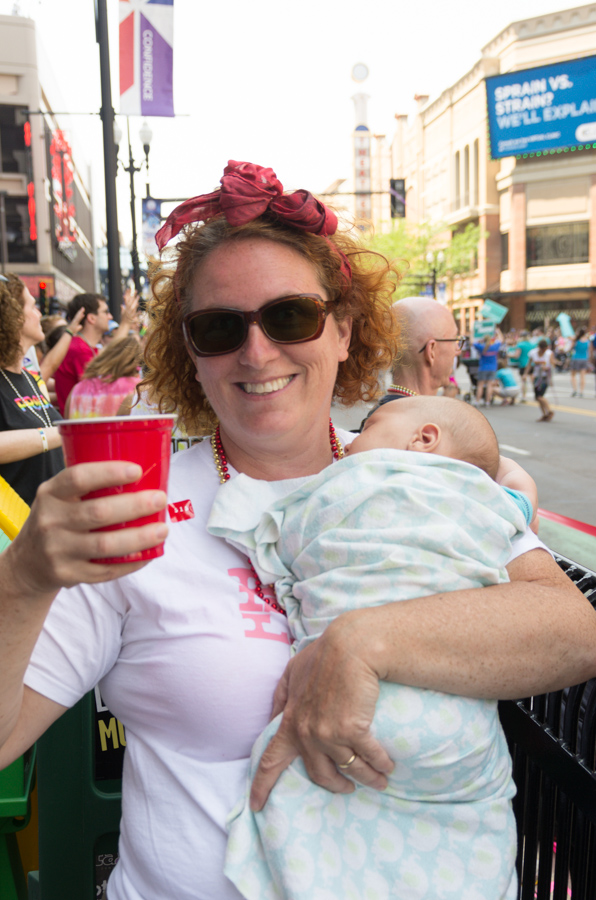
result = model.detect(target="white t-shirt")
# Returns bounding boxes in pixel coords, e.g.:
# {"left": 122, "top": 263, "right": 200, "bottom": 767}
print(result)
{"left": 528, "top": 347, "right": 554, "bottom": 372}
{"left": 25, "top": 438, "right": 292, "bottom": 900}
{"left": 24, "top": 429, "right": 544, "bottom": 899}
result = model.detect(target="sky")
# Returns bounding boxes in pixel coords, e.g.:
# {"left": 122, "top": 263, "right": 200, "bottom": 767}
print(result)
{"left": 1, "top": 0, "right": 587, "bottom": 242}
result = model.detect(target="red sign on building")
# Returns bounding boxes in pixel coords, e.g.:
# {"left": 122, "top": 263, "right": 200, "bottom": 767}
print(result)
{"left": 50, "top": 130, "right": 77, "bottom": 250}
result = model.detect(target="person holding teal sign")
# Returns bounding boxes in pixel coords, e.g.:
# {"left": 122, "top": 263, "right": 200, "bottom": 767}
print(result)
{"left": 474, "top": 328, "right": 503, "bottom": 406}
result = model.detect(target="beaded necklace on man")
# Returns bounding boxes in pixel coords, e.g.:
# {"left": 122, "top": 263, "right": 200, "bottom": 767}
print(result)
{"left": 210, "top": 420, "right": 344, "bottom": 616}
{"left": 387, "top": 384, "right": 418, "bottom": 397}
{"left": 0, "top": 367, "right": 52, "bottom": 428}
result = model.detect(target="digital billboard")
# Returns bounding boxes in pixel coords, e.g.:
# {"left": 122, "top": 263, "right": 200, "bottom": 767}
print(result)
{"left": 485, "top": 55, "right": 596, "bottom": 159}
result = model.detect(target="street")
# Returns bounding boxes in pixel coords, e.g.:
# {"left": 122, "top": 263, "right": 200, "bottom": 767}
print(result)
{"left": 332, "top": 368, "right": 596, "bottom": 528}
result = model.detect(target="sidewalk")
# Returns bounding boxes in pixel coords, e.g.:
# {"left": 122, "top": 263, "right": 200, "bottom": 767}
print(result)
{"left": 537, "top": 514, "right": 596, "bottom": 572}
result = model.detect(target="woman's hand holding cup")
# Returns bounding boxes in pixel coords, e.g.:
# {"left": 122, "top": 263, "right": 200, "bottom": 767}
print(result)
{"left": 7, "top": 460, "right": 168, "bottom": 598}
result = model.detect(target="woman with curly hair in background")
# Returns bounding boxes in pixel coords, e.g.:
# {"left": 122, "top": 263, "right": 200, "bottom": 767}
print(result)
{"left": 0, "top": 273, "right": 64, "bottom": 505}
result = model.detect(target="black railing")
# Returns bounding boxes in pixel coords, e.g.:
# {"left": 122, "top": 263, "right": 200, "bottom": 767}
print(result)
{"left": 499, "top": 555, "right": 596, "bottom": 900}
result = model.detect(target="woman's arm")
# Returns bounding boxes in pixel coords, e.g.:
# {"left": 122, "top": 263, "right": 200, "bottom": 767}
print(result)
{"left": 0, "top": 461, "right": 168, "bottom": 763}
{"left": 39, "top": 307, "right": 85, "bottom": 383}
{"left": 0, "top": 426, "right": 62, "bottom": 464}
{"left": 249, "top": 548, "right": 596, "bottom": 810}
{"left": 110, "top": 288, "right": 139, "bottom": 342}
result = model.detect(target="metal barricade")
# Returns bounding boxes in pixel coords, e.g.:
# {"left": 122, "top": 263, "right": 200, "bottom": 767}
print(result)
{"left": 499, "top": 554, "right": 596, "bottom": 900}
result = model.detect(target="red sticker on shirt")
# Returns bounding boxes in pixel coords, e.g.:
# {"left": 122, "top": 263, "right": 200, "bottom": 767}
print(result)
{"left": 168, "top": 499, "right": 195, "bottom": 522}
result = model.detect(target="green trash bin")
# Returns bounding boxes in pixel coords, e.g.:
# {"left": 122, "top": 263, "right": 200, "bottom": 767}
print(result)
{"left": 31, "top": 689, "right": 124, "bottom": 900}
{"left": 0, "top": 746, "right": 36, "bottom": 900}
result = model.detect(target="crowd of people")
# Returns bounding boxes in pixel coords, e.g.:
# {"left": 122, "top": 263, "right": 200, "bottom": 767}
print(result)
{"left": 455, "top": 323, "right": 596, "bottom": 421}
{"left": 0, "top": 160, "right": 595, "bottom": 900}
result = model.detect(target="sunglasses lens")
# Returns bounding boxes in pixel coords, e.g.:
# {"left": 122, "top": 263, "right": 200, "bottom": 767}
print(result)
{"left": 186, "top": 296, "right": 324, "bottom": 356}
{"left": 188, "top": 310, "right": 245, "bottom": 355}
{"left": 262, "top": 297, "right": 321, "bottom": 343}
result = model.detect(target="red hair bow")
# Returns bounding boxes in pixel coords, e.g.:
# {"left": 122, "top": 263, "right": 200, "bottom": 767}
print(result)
{"left": 155, "top": 160, "right": 339, "bottom": 250}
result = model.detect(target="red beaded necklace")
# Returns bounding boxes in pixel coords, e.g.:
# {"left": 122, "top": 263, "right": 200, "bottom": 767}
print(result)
{"left": 210, "top": 420, "right": 343, "bottom": 617}
{"left": 388, "top": 384, "right": 418, "bottom": 397}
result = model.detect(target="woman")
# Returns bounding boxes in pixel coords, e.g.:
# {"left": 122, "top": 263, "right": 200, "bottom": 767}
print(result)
{"left": 0, "top": 273, "right": 64, "bottom": 505}
{"left": 474, "top": 330, "right": 502, "bottom": 406}
{"left": 529, "top": 338, "right": 555, "bottom": 422}
{"left": 65, "top": 336, "right": 142, "bottom": 418}
{"left": 0, "top": 162, "right": 595, "bottom": 900}
{"left": 570, "top": 326, "right": 590, "bottom": 397}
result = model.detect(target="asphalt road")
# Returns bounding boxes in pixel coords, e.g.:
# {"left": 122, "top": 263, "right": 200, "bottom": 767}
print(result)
{"left": 331, "top": 368, "right": 596, "bottom": 528}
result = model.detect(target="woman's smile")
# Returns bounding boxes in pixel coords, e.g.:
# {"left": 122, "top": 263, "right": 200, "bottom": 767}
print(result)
{"left": 238, "top": 375, "right": 295, "bottom": 395}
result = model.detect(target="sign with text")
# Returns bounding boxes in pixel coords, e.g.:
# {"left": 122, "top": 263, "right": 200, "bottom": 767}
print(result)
{"left": 142, "top": 196, "right": 162, "bottom": 257}
{"left": 354, "top": 127, "right": 371, "bottom": 221}
{"left": 485, "top": 55, "right": 596, "bottom": 158}
{"left": 474, "top": 320, "right": 496, "bottom": 339}
{"left": 480, "top": 298, "right": 508, "bottom": 324}
{"left": 50, "top": 130, "right": 77, "bottom": 250}
{"left": 120, "top": 0, "right": 174, "bottom": 117}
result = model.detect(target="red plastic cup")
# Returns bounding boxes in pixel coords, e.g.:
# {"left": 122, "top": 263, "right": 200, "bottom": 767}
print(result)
{"left": 58, "top": 415, "right": 175, "bottom": 564}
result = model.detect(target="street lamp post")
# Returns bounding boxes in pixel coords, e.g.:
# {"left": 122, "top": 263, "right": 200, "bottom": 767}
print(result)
{"left": 114, "top": 119, "right": 152, "bottom": 297}
{"left": 425, "top": 250, "right": 445, "bottom": 300}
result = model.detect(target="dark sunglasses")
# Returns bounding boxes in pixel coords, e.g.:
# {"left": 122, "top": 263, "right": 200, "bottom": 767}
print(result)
{"left": 418, "top": 336, "right": 466, "bottom": 353}
{"left": 183, "top": 294, "right": 330, "bottom": 357}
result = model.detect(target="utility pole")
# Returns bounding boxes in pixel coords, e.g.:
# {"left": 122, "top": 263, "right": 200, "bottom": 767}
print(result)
{"left": 95, "top": 0, "right": 123, "bottom": 318}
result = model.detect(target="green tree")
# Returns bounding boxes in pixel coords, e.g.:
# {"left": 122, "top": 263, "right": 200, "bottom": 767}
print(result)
{"left": 366, "top": 221, "right": 484, "bottom": 300}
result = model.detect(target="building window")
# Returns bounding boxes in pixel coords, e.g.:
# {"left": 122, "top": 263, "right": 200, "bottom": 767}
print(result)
{"left": 464, "top": 145, "right": 469, "bottom": 207}
{"left": 500, "top": 233, "right": 509, "bottom": 271}
{"left": 0, "top": 105, "right": 28, "bottom": 174}
{"left": 454, "top": 150, "right": 460, "bottom": 209}
{"left": 4, "top": 195, "right": 37, "bottom": 263}
{"left": 473, "top": 139, "right": 479, "bottom": 206}
{"left": 526, "top": 223, "right": 589, "bottom": 267}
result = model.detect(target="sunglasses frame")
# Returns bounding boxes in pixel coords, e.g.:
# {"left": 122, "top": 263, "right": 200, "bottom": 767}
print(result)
{"left": 183, "top": 293, "right": 329, "bottom": 357}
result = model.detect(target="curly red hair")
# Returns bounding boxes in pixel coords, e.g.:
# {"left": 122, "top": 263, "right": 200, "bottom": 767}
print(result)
{"left": 143, "top": 216, "right": 401, "bottom": 435}
{"left": 0, "top": 274, "right": 27, "bottom": 369}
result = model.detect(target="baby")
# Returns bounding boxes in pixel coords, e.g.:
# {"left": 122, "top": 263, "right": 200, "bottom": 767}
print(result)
{"left": 208, "top": 396, "right": 535, "bottom": 900}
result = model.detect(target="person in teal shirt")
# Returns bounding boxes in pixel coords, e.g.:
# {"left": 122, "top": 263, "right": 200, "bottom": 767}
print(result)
{"left": 495, "top": 362, "right": 520, "bottom": 405}
{"left": 570, "top": 327, "right": 590, "bottom": 397}
{"left": 511, "top": 331, "right": 536, "bottom": 402}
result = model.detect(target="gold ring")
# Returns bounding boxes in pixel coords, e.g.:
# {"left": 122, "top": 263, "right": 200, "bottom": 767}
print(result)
{"left": 337, "top": 752, "right": 358, "bottom": 769}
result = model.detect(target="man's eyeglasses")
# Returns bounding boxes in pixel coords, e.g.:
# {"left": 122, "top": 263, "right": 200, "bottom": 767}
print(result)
{"left": 183, "top": 294, "right": 330, "bottom": 357}
{"left": 418, "top": 336, "right": 466, "bottom": 354}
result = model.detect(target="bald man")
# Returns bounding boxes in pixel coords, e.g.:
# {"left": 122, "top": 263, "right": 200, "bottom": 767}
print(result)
{"left": 357, "top": 297, "right": 464, "bottom": 432}
{"left": 385, "top": 297, "right": 463, "bottom": 398}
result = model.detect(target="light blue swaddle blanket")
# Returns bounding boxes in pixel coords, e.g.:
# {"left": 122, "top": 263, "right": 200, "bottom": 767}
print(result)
{"left": 208, "top": 449, "right": 527, "bottom": 900}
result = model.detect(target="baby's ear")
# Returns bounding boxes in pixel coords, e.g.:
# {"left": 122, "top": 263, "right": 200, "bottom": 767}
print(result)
{"left": 408, "top": 423, "right": 441, "bottom": 453}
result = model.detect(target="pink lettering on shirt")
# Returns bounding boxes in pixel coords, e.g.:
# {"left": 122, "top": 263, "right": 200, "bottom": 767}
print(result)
{"left": 228, "top": 567, "right": 290, "bottom": 644}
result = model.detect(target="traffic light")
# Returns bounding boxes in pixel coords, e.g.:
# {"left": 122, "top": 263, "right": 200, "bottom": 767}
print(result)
{"left": 390, "top": 179, "right": 406, "bottom": 218}
{"left": 38, "top": 280, "right": 48, "bottom": 315}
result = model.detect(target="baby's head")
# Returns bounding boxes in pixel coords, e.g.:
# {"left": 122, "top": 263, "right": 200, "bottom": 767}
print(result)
{"left": 345, "top": 396, "right": 500, "bottom": 479}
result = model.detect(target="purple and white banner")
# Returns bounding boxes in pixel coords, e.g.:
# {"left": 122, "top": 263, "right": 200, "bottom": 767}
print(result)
{"left": 120, "top": 0, "right": 174, "bottom": 118}
{"left": 141, "top": 197, "right": 162, "bottom": 257}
